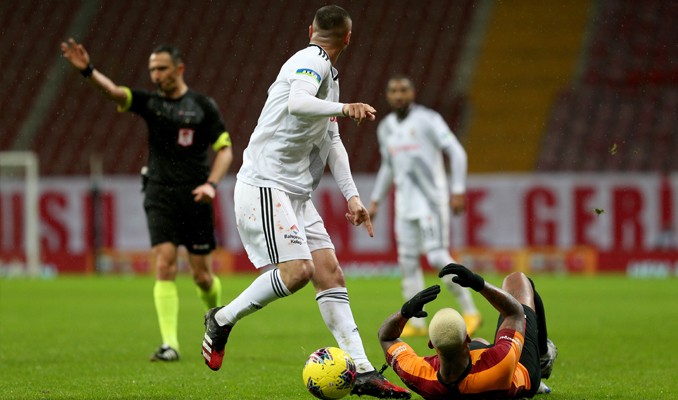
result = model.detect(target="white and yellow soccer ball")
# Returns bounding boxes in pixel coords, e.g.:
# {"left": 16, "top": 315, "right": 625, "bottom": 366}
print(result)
{"left": 302, "top": 347, "right": 357, "bottom": 399}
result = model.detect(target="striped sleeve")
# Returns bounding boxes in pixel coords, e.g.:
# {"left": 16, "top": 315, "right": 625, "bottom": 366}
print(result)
{"left": 386, "top": 342, "right": 446, "bottom": 398}
{"left": 459, "top": 329, "right": 525, "bottom": 394}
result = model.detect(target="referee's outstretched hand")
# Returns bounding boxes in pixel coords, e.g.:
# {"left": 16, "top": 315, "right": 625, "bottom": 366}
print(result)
{"left": 439, "top": 263, "right": 485, "bottom": 292}
{"left": 401, "top": 285, "right": 441, "bottom": 319}
{"left": 60, "top": 38, "right": 90, "bottom": 71}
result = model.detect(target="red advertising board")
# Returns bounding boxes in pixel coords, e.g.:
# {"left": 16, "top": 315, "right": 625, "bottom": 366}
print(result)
{"left": 2, "top": 174, "right": 677, "bottom": 275}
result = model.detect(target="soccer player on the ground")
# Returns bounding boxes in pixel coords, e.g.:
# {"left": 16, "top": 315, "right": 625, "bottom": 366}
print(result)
{"left": 368, "top": 75, "right": 482, "bottom": 337}
{"left": 377, "top": 263, "right": 558, "bottom": 399}
{"left": 200, "top": 5, "right": 410, "bottom": 399}
{"left": 61, "top": 39, "right": 233, "bottom": 362}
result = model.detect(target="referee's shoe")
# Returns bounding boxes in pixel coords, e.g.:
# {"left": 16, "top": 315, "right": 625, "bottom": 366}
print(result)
{"left": 149, "top": 344, "right": 179, "bottom": 362}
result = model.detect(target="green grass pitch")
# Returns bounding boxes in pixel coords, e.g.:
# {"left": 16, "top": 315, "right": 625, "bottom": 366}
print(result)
{"left": 1, "top": 273, "right": 677, "bottom": 399}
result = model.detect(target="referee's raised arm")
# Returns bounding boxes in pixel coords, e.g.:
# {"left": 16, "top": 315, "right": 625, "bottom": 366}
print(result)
{"left": 60, "top": 38, "right": 128, "bottom": 108}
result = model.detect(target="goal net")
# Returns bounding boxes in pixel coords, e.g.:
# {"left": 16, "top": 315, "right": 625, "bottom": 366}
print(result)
{"left": 0, "top": 151, "right": 40, "bottom": 277}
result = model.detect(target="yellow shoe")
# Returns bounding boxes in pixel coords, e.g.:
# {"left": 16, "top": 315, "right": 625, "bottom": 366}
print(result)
{"left": 463, "top": 313, "right": 483, "bottom": 336}
{"left": 401, "top": 321, "right": 428, "bottom": 337}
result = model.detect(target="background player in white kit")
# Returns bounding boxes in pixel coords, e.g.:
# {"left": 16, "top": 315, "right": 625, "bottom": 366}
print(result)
{"left": 368, "top": 75, "right": 482, "bottom": 338}
{"left": 201, "top": 6, "right": 410, "bottom": 399}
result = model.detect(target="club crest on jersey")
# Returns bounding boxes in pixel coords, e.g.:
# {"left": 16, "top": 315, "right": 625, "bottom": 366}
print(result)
{"left": 177, "top": 128, "right": 194, "bottom": 147}
{"left": 296, "top": 68, "right": 321, "bottom": 84}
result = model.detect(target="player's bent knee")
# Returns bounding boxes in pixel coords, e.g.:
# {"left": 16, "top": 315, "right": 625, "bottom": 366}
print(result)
{"left": 278, "top": 259, "right": 314, "bottom": 292}
{"left": 502, "top": 272, "right": 533, "bottom": 305}
{"left": 503, "top": 272, "right": 528, "bottom": 286}
{"left": 425, "top": 248, "right": 453, "bottom": 270}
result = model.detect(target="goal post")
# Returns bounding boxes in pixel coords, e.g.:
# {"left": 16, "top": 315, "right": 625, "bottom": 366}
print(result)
{"left": 0, "top": 151, "right": 40, "bottom": 277}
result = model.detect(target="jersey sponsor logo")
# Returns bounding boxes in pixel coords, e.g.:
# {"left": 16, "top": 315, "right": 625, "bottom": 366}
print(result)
{"left": 391, "top": 344, "right": 408, "bottom": 358}
{"left": 498, "top": 335, "right": 523, "bottom": 348}
{"left": 296, "top": 68, "right": 321, "bottom": 84}
{"left": 283, "top": 232, "right": 303, "bottom": 245}
{"left": 329, "top": 116, "right": 338, "bottom": 122}
{"left": 388, "top": 143, "right": 421, "bottom": 155}
{"left": 178, "top": 128, "right": 194, "bottom": 147}
{"left": 389, "top": 344, "right": 408, "bottom": 368}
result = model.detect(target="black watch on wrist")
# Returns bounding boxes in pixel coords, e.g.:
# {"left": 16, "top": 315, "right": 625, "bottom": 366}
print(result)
{"left": 207, "top": 181, "right": 218, "bottom": 190}
{"left": 80, "top": 63, "right": 94, "bottom": 78}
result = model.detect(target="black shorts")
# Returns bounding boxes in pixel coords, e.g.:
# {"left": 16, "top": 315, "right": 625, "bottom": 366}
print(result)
{"left": 143, "top": 182, "right": 216, "bottom": 255}
{"left": 493, "top": 305, "right": 541, "bottom": 398}
{"left": 519, "top": 305, "right": 541, "bottom": 397}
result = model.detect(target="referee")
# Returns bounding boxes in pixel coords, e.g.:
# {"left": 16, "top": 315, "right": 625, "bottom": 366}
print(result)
{"left": 61, "top": 38, "right": 233, "bottom": 362}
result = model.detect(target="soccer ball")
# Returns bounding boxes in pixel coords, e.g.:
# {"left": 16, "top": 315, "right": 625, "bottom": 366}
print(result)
{"left": 302, "top": 347, "right": 357, "bottom": 399}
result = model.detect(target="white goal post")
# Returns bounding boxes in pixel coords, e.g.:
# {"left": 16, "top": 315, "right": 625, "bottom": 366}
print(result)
{"left": 0, "top": 151, "right": 40, "bottom": 277}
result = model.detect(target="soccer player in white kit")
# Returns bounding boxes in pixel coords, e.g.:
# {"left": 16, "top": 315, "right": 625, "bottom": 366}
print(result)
{"left": 368, "top": 76, "right": 482, "bottom": 337}
{"left": 201, "top": 6, "right": 410, "bottom": 399}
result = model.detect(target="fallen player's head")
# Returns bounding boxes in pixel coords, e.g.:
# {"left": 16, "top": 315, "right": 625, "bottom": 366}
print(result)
{"left": 429, "top": 308, "right": 468, "bottom": 354}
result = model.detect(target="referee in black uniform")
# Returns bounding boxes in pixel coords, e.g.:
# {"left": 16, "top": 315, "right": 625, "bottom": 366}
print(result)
{"left": 61, "top": 38, "right": 233, "bottom": 361}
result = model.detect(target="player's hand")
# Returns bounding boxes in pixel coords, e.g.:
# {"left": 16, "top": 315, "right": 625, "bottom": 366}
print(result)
{"left": 439, "top": 263, "right": 485, "bottom": 292}
{"left": 342, "top": 103, "right": 376, "bottom": 126}
{"left": 367, "top": 200, "right": 379, "bottom": 221}
{"left": 192, "top": 183, "right": 216, "bottom": 204}
{"left": 401, "top": 285, "right": 441, "bottom": 319}
{"left": 60, "top": 38, "right": 91, "bottom": 70}
{"left": 450, "top": 193, "right": 466, "bottom": 216}
{"left": 345, "top": 196, "right": 374, "bottom": 237}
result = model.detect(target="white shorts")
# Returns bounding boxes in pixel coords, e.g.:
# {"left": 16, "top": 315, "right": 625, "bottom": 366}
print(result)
{"left": 395, "top": 204, "right": 450, "bottom": 257}
{"left": 234, "top": 180, "right": 334, "bottom": 268}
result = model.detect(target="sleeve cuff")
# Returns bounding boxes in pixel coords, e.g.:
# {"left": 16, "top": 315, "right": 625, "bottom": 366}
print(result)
{"left": 116, "top": 86, "right": 133, "bottom": 112}
{"left": 212, "top": 132, "right": 232, "bottom": 151}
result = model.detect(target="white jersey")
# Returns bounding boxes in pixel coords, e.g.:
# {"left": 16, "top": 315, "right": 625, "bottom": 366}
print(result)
{"left": 237, "top": 45, "right": 343, "bottom": 199}
{"left": 370, "top": 104, "right": 467, "bottom": 220}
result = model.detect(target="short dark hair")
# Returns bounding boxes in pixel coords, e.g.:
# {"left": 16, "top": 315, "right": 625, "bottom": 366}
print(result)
{"left": 388, "top": 74, "right": 415, "bottom": 89}
{"left": 314, "top": 5, "right": 351, "bottom": 31}
{"left": 152, "top": 44, "right": 183, "bottom": 65}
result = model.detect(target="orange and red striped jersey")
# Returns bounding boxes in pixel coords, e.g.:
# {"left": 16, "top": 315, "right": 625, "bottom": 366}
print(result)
{"left": 386, "top": 328, "right": 531, "bottom": 399}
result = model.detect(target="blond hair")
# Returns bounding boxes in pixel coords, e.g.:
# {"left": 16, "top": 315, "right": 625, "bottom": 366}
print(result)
{"left": 429, "top": 308, "right": 467, "bottom": 352}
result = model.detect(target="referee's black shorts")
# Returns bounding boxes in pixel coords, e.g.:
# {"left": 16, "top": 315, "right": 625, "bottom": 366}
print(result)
{"left": 143, "top": 183, "right": 216, "bottom": 255}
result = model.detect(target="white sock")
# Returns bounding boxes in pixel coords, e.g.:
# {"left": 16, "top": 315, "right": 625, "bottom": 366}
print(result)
{"left": 400, "top": 254, "right": 427, "bottom": 329}
{"left": 215, "top": 268, "right": 291, "bottom": 326}
{"left": 316, "top": 288, "right": 374, "bottom": 373}
{"left": 442, "top": 274, "right": 479, "bottom": 314}
{"left": 426, "top": 249, "right": 479, "bottom": 315}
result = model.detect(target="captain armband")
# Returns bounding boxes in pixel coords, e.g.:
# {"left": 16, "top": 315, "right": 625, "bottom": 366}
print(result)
{"left": 212, "top": 132, "right": 232, "bottom": 151}
{"left": 116, "top": 86, "right": 133, "bottom": 112}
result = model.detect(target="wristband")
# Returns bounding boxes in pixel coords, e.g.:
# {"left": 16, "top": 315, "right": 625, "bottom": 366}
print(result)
{"left": 80, "top": 63, "right": 94, "bottom": 78}
{"left": 207, "top": 181, "right": 218, "bottom": 190}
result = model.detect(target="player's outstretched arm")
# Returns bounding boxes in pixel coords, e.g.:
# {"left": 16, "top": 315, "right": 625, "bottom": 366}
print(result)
{"left": 60, "top": 38, "right": 128, "bottom": 107}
